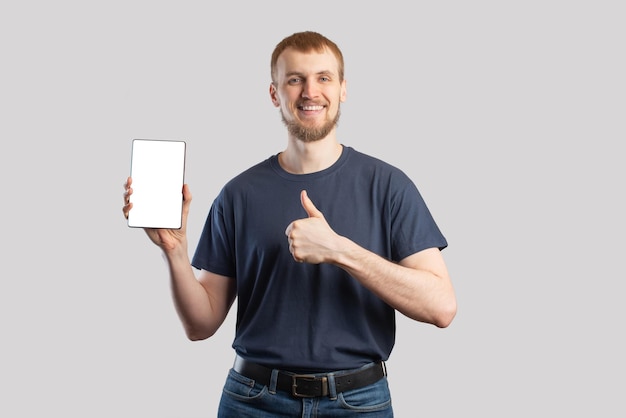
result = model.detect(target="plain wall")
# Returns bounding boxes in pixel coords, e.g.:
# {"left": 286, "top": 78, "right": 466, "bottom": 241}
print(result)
{"left": 1, "top": 1, "right": 624, "bottom": 416}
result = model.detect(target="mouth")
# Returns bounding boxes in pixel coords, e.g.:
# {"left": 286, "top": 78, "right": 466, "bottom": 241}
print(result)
{"left": 297, "top": 104, "right": 325, "bottom": 112}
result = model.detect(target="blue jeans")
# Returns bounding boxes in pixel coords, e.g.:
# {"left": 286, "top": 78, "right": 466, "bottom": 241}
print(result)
{"left": 218, "top": 366, "right": 393, "bottom": 417}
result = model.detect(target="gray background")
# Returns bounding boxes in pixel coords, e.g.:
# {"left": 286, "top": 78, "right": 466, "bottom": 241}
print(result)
{"left": 2, "top": 1, "right": 624, "bottom": 416}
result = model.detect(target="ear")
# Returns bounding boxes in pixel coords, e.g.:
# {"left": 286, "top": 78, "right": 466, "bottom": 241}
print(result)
{"left": 269, "top": 83, "right": 280, "bottom": 107}
{"left": 340, "top": 79, "right": 347, "bottom": 103}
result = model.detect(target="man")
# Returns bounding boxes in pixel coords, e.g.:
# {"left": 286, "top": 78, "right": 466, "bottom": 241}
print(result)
{"left": 123, "top": 31, "right": 456, "bottom": 417}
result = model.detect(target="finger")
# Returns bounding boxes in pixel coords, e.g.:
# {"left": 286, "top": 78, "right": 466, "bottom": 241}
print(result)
{"left": 284, "top": 222, "right": 293, "bottom": 237}
{"left": 182, "top": 184, "right": 192, "bottom": 202}
{"left": 123, "top": 187, "right": 133, "bottom": 205}
{"left": 181, "top": 184, "right": 192, "bottom": 219}
{"left": 122, "top": 202, "right": 133, "bottom": 219}
{"left": 300, "top": 190, "right": 323, "bottom": 218}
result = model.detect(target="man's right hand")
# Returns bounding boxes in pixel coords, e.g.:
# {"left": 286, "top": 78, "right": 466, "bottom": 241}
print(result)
{"left": 123, "top": 176, "right": 192, "bottom": 253}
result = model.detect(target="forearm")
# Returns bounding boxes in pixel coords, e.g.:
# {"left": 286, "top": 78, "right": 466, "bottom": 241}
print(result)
{"left": 162, "top": 247, "right": 221, "bottom": 340}
{"left": 333, "top": 238, "right": 456, "bottom": 327}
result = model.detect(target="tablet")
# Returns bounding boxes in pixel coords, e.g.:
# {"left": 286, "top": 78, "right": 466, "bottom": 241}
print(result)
{"left": 127, "top": 139, "right": 186, "bottom": 229}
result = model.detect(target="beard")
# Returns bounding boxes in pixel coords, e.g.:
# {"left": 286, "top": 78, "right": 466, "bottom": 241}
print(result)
{"left": 281, "top": 107, "right": 341, "bottom": 143}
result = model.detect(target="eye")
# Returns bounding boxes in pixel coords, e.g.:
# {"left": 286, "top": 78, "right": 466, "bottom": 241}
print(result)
{"left": 288, "top": 77, "right": 302, "bottom": 85}
{"left": 320, "top": 76, "right": 330, "bottom": 82}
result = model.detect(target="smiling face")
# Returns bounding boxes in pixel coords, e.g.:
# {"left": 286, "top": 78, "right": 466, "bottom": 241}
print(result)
{"left": 270, "top": 47, "right": 347, "bottom": 142}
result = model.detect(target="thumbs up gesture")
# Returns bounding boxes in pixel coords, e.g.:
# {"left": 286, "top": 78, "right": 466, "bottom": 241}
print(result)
{"left": 285, "top": 190, "right": 340, "bottom": 264}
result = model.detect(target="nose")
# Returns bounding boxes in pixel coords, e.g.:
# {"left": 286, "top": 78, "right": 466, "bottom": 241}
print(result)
{"left": 301, "top": 80, "right": 319, "bottom": 99}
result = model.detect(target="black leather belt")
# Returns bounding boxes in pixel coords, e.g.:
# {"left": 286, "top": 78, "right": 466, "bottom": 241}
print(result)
{"left": 232, "top": 355, "right": 387, "bottom": 398}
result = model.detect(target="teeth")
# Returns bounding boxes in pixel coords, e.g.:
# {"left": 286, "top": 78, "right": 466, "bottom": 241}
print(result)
{"left": 301, "top": 105, "right": 323, "bottom": 111}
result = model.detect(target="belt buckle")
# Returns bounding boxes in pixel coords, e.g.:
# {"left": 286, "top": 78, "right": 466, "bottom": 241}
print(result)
{"left": 291, "top": 374, "right": 328, "bottom": 398}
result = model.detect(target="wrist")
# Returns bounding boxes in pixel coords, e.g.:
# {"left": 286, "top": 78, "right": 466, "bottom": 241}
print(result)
{"left": 162, "top": 243, "right": 189, "bottom": 263}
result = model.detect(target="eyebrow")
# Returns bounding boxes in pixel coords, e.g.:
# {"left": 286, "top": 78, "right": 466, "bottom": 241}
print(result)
{"left": 285, "top": 70, "right": 335, "bottom": 78}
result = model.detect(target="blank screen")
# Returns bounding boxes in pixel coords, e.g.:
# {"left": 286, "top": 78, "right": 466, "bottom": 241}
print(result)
{"left": 127, "top": 139, "right": 186, "bottom": 229}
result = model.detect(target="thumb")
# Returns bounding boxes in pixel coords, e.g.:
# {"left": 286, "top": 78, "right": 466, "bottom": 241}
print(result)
{"left": 300, "top": 190, "right": 323, "bottom": 218}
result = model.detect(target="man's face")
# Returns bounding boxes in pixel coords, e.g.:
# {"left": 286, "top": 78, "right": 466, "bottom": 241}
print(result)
{"left": 270, "top": 47, "right": 347, "bottom": 142}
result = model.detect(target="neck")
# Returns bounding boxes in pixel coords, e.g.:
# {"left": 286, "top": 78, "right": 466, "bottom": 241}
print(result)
{"left": 279, "top": 136, "right": 343, "bottom": 174}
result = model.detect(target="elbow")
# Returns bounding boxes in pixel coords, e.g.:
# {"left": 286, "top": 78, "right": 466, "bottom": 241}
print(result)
{"left": 184, "top": 325, "right": 216, "bottom": 341}
{"left": 405, "top": 299, "right": 457, "bottom": 328}
{"left": 187, "top": 332, "right": 209, "bottom": 341}
{"left": 433, "top": 299, "right": 457, "bottom": 328}
{"left": 434, "top": 312, "right": 455, "bottom": 328}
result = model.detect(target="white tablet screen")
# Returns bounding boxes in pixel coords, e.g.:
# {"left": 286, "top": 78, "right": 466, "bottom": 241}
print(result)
{"left": 127, "top": 139, "right": 186, "bottom": 229}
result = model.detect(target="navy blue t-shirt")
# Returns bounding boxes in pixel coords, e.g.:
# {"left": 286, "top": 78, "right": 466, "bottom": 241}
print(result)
{"left": 191, "top": 146, "right": 447, "bottom": 372}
